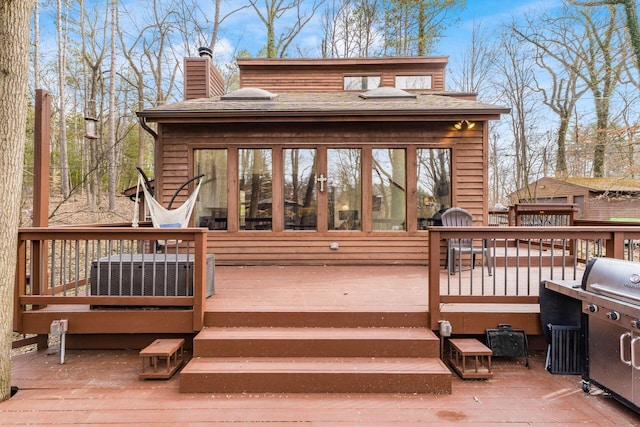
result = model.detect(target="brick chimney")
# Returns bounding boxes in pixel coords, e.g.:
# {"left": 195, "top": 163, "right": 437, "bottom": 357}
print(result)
{"left": 183, "top": 47, "right": 226, "bottom": 100}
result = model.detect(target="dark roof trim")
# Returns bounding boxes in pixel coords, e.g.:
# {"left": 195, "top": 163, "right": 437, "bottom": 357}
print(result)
{"left": 137, "top": 109, "right": 507, "bottom": 122}
{"left": 237, "top": 57, "right": 449, "bottom": 67}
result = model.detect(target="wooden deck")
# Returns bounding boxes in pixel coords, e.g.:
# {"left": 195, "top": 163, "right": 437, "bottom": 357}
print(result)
{"left": 5, "top": 348, "right": 638, "bottom": 425}
{"left": 5, "top": 265, "right": 640, "bottom": 424}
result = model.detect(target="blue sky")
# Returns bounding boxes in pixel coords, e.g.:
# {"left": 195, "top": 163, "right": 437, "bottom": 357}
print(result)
{"left": 435, "top": 0, "right": 563, "bottom": 54}
{"left": 207, "top": 0, "right": 565, "bottom": 62}
{"left": 36, "top": 0, "right": 565, "bottom": 67}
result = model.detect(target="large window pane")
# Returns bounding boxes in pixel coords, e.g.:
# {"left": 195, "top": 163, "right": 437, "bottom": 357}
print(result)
{"left": 344, "top": 75, "right": 381, "bottom": 90}
{"left": 372, "top": 149, "right": 406, "bottom": 231}
{"left": 395, "top": 75, "right": 432, "bottom": 90}
{"left": 284, "top": 149, "right": 317, "bottom": 230}
{"left": 328, "top": 149, "right": 361, "bottom": 231}
{"left": 239, "top": 149, "right": 272, "bottom": 230}
{"left": 195, "top": 149, "right": 228, "bottom": 230}
{"left": 417, "top": 148, "right": 451, "bottom": 229}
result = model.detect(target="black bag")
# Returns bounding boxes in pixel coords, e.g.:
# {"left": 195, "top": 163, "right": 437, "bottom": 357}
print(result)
{"left": 486, "top": 323, "right": 529, "bottom": 368}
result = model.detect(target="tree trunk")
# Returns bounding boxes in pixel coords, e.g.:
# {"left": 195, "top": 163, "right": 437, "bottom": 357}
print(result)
{"left": 555, "top": 116, "right": 569, "bottom": 177}
{"left": 108, "top": 0, "right": 118, "bottom": 211}
{"left": 0, "top": 0, "right": 35, "bottom": 402}
{"left": 58, "top": 0, "right": 70, "bottom": 198}
{"left": 33, "top": 2, "right": 40, "bottom": 89}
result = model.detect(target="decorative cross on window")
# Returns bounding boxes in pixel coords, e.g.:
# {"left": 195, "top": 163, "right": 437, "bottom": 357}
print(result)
{"left": 315, "top": 174, "right": 327, "bottom": 192}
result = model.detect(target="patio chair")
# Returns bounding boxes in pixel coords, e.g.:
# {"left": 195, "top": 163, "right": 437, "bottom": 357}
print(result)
{"left": 441, "top": 207, "right": 492, "bottom": 276}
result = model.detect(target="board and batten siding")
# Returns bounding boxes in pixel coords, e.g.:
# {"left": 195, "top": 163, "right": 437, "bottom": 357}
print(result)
{"left": 154, "top": 121, "right": 487, "bottom": 265}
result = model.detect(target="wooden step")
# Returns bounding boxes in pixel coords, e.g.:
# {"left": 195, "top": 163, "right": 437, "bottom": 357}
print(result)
{"left": 180, "top": 357, "right": 452, "bottom": 394}
{"left": 203, "top": 310, "right": 428, "bottom": 328}
{"left": 193, "top": 327, "right": 441, "bottom": 358}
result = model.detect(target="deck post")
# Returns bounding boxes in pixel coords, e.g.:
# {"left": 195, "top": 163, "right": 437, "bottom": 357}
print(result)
{"left": 13, "top": 238, "right": 27, "bottom": 332}
{"left": 428, "top": 229, "right": 442, "bottom": 330}
{"left": 606, "top": 230, "right": 625, "bottom": 260}
{"left": 192, "top": 229, "right": 207, "bottom": 331}
{"left": 32, "top": 89, "right": 50, "bottom": 302}
{"left": 33, "top": 89, "right": 50, "bottom": 228}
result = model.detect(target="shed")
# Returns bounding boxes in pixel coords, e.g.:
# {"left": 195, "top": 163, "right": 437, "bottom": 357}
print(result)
{"left": 136, "top": 55, "right": 509, "bottom": 265}
{"left": 509, "top": 176, "right": 640, "bottom": 220}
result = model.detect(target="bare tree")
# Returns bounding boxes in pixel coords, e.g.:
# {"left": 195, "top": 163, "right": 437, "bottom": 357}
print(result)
{"left": 57, "top": 0, "right": 71, "bottom": 197}
{"left": 611, "top": 85, "right": 640, "bottom": 177}
{"left": 382, "top": 0, "right": 463, "bottom": 56}
{"left": 33, "top": 1, "right": 41, "bottom": 90}
{"left": 81, "top": 2, "right": 109, "bottom": 211}
{"left": 107, "top": 0, "right": 118, "bottom": 211}
{"left": 449, "top": 21, "right": 497, "bottom": 95}
{"left": 515, "top": 5, "right": 626, "bottom": 177}
{"left": 249, "top": 0, "right": 326, "bottom": 58}
{"left": 514, "top": 11, "right": 589, "bottom": 177}
{"left": 493, "top": 31, "right": 540, "bottom": 191}
{"left": 0, "top": 0, "right": 35, "bottom": 402}
{"left": 119, "top": 0, "right": 184, "bottom": 177}
{"left": 207, "top": 0, "right": 251, "bottom": 52}
{"left": 570, "top": 0, "right": 640, "bottom": 73}
{"left": 321, "top": 0, "right": 381, "bottom": 58}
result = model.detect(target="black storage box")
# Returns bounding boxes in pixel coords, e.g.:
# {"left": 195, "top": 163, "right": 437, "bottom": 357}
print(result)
{"left": 90, "top": 254, "right": 214, "bottom": 298}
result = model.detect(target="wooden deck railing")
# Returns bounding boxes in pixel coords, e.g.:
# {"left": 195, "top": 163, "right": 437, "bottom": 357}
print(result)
{"left": 14, "top": 222, "right": 640, "bottom": 336}
{"left": 428, "top": 226, "right": 640, "bottom": 329}
{"left": 14, "top": 226, "right": 209, "bottom": 335}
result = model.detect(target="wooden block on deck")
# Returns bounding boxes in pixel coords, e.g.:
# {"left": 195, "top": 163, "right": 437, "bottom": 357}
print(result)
{"left": 139, "top": 338, "right": 185, "bottom": 380}
{"left": 448, "top": 338, "right": 492, "bottom": 380}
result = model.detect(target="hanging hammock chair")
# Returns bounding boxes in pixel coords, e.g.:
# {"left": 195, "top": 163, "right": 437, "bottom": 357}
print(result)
{"left": 132, "top": 168, "right": 204, "bottom": 238}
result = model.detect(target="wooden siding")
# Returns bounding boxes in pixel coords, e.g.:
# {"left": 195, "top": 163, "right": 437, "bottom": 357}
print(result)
{"left": 238, "top": 57, "right": 447, "bottom": 92}
{"left": 184, "top": 57, "right": 225, "bottom": 100}
{"left": 205, "top": 234, "right": 428, "bottom": 265}
{"left": 589, "top": 197, "right": 640, "bottom": 221}
{"left": 155, "top": 121, "right": 486, "bottom": 265}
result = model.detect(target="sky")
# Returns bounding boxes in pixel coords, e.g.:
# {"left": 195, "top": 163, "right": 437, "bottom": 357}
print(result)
{"left": 434, "top": 0, "right": 563, "bottom": 54}
{"left": 35, "top": 0, "right": 566, "bottom": 75}
{"left": 206, "top": 0, "right": 565, "bottom": 64}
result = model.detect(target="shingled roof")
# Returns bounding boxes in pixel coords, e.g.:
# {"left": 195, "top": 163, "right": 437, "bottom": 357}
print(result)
{"left": 560, "top": 177, "right": 640, "bottom": 193}
{"left": 138, "top": 90, "right": 509, "bottom": 121}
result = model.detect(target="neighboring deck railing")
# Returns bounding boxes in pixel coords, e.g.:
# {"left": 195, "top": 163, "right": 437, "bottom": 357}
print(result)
{"left": 489, "top": 203, "right": 578, "bottom": 227}
{"left": 428, "top": 226, "right": 640, "bottom": 329}
{"left": 14, "top": 226, "right": 209, "bottom": 335}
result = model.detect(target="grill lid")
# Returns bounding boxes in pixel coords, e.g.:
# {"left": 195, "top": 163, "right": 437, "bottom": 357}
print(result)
{"left": 582, "top": 258, "right": 640, "bottom": 305}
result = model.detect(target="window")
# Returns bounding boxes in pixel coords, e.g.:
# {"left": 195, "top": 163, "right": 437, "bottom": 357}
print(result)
{"left": 284, "top": 149, "right": 317, "bottom": 230}
{"left": 195, "top": 149, "right": 228, "bottom": 230}
{"left": 344, "top": 75, "right": 381, "bottom": 91}
{"left": 372, "top": 149, "right": 406, "bottom": 231}
{"left": 395, "top": 75, "right": 432, "bottom": 90}
{"left": 239, "top": 149, "right": 273, "bottom": 230}
{"left": 416, "top": 149, "right": 451, "bottom": 229}
{"left": 328, "top": 149, "right": 361, "bottom": 230}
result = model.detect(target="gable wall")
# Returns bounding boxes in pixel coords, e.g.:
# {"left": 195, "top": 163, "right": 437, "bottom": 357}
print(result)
{"left": 238, "top": 61, "right": 447, "bottom": 92}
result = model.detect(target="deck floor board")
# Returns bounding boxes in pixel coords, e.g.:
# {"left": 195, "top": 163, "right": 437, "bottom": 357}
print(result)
{"left": 4, "top": 349, "right": 639, "bottom": 425}
{"left": 5, "top": 265, "right": 638, "bottom": 425}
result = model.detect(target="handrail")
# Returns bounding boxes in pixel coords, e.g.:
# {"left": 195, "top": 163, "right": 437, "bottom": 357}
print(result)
{"left": 14, "top": 226, "right": 209, "bottom": 334}
{"left": 15, "top": 224, "right": 640, "bottom": 335}
{"left": 427, "top": 226, "right": 640, "bottom": 329}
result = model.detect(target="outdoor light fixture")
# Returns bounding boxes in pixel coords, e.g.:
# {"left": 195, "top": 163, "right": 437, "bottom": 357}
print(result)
{"left": 454, "top": 120, "right": 476, "bottom": 130}
{"left": 84, "top": 116, "right": 99, "bottom": 139}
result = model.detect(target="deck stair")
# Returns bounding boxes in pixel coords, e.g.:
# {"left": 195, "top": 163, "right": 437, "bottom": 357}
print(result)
{"left": 180, "top": 311, "right": 451, "bottom": 394}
